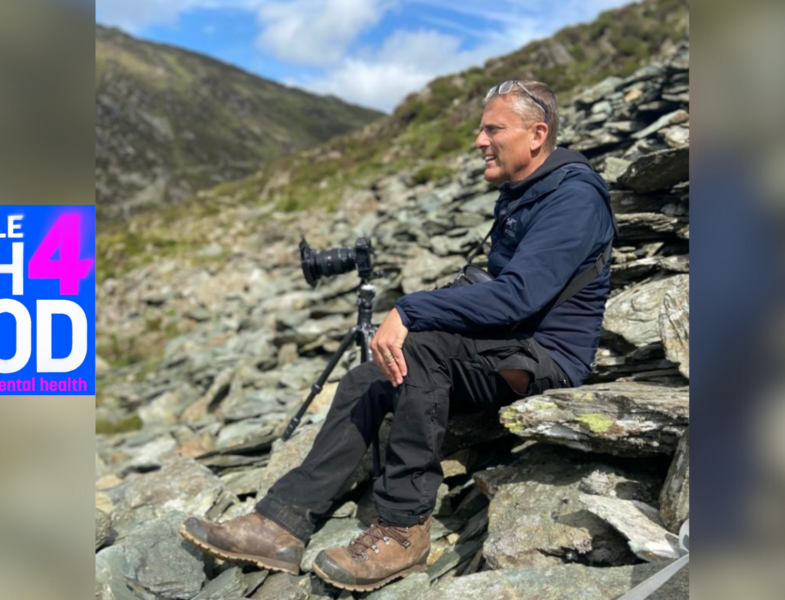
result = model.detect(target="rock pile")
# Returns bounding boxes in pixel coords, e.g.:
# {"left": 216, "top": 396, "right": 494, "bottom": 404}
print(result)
{"left": 96, "top": 42, "right": 690, "bottom": 599}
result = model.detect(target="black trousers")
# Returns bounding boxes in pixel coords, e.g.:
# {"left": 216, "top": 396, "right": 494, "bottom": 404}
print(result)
{"left": 256, "top": 330, "right": 569, "bottom": 542}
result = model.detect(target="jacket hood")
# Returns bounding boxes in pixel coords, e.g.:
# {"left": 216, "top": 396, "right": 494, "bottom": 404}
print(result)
{"left": 497, "top": 148, "right": 599, "bottom": 200}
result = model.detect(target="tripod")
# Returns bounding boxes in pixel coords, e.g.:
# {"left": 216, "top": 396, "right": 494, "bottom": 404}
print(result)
{"left": 281, "top": 281, "right": 382, "bottom": 478}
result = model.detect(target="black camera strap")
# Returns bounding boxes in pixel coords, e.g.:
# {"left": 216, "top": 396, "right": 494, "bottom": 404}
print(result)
{"left": 463, "top": 204, "right": 618, "bottom": 309}
{"left": 465, "top": 221, "right": 497, "bottom": 266}
{"left": 552, "top": 238, "right": 614, "bottom": 308}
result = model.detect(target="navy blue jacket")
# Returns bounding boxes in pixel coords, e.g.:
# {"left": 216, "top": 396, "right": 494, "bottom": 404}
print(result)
{"left": 395, "top": 148, "right": 616, "bottom": 387}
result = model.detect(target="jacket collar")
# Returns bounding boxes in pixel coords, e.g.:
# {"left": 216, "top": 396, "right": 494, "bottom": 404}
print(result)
{"left": 497, "top": 148, "right": 592, "bottom": 207}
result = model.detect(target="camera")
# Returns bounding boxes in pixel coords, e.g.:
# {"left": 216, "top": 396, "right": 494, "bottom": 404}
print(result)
{"left": 299, "top": 237, "right": 375, "bottom": 287}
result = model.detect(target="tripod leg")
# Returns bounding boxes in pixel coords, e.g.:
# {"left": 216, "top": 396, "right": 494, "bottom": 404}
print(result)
{"left": 360, "top": 330, "right": 382, "bottom": 480}
{"left": 281, "top": 327, "right": 359, "bottom": 441}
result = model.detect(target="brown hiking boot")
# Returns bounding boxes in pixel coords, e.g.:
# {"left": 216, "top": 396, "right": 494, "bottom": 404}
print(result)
{"left": 178, "top": 511, "right": 304, "bottom": 575}
{"left": 312, "top": 516, "right": 431, "bottom": 592}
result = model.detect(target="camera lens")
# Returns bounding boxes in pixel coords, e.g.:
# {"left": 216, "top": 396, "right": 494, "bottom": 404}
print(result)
{"left": 299, "top": 237, "right": 374, "bottom": 287}
{"left": 313, "top": 247, "right": 356, "bottom": 279}
{"left": 302, "top": 246, "right": 356, "bottom": 286}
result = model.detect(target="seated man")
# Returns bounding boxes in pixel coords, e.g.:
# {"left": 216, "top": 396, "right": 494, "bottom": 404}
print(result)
{"left": 180, "top": 80, "right": 616, "bottom": 592}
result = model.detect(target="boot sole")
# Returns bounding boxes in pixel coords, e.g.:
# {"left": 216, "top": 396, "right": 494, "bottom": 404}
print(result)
{"left": 312, "top": 558, "right": 427, "bottom": 592}
{"left": 178, "top": 524, "right": 300, "bottom": 576}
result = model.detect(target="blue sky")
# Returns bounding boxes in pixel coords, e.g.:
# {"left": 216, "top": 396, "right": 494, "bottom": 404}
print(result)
{"left": 96, "top": 0, "right": 634, "bottom": 113}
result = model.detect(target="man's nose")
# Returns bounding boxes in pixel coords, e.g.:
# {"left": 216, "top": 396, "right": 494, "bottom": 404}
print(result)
{"left": 474, "top": 131, "right": 488, "bottom": 149}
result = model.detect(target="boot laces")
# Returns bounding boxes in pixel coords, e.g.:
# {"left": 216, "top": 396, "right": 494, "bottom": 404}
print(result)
{"left": 347, "top": 519, "right": 411, "bottom": 561}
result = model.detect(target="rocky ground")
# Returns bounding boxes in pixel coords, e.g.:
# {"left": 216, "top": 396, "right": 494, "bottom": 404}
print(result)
{"left": 96, "top": 42, "right": 690, "bottom": 600}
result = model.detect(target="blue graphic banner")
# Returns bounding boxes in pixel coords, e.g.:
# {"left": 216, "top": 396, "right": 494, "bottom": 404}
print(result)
{"left": 0, "top": 205, "right": 95, "bottom": 394}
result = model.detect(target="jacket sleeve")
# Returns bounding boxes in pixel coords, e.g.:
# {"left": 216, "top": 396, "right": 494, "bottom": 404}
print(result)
{"left": 395, "top": 181, "right": 611, "bottom": 333}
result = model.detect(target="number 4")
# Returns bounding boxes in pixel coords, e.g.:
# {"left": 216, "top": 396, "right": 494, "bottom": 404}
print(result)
{"left": 29, "top": 214, "right": 93, "bottom": 295}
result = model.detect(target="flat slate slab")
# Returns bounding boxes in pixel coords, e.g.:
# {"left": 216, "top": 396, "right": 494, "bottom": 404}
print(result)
{"left": 422, "top": 562, "right": 689, "bottom": 600}
{"left": 499, "top": 382, "right": 689, "bottom": 457}
{"left": 580, "top": 494, "right": 680, "bottom": 561}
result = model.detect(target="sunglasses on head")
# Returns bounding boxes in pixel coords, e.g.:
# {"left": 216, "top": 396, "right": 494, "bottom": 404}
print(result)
{"left": 485, "top": 80, "right": 550, "bottom": 121}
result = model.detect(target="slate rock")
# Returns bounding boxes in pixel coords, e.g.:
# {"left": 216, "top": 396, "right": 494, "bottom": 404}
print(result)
{"left": 632, "top": 109, "right": 689, "bottom": 140}
{"left": 192, "top": 566, "right": 247, "bottom": 599}
{"left": 499, "top": 382, "right": 689, "bottom": 456}
{"left": 659, "top": 428, "right": 690, "bottom": 533}
{"left": 580, "top": 494, "right": 680, "bottom": 561}
{"left": 115, "top": 434, "right": 178, "bottom": 476}
{"left": 243, "top": 570, "right": 270, "bottom": 597}
{"left": 96, "top": 508, "right": 112, "bottom": 550}
{"left": 422, "top": 562, "right": 689, "bottom": 600}
{"left": 249, "top": 572, "right": 311, "bottom": 600}
{"left": 578, "top": 465, "right": 660, "bottom": 505}
{"left": 603, "top": 275, "right": 689, "bottom": 348}
{"left": 575, "top": 76, "right": 624, "bottom": 106}
{"left": 658, "top": 276, "right": 690, "bottom": 379}
{"left": 365, "top": 572, "right": 429, "bottom": 600}
{"left": 619, "top": 147, "right": 689, "bottom": 193}
{"left": 95, "top": 512, "right": 205, "bottom": 600}
{"left": 480, "top": 444, "right": 635, "bottom": 568}
{"left": 112, "top": 457, "right": 224, "bottom": 537}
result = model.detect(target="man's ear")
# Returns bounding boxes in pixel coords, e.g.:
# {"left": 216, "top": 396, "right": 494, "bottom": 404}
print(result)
{"left": 530, "top": 123, "right": 549, "bottom": 152}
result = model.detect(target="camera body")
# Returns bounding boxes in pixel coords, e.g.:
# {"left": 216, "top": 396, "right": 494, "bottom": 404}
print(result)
{"left": 299, "top": 237, "right": 375, "bottom": 287}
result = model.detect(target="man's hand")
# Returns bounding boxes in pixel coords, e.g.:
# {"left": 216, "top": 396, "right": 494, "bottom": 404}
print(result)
{"left": 370, "top": 308, "right": 408, "bottom": 386}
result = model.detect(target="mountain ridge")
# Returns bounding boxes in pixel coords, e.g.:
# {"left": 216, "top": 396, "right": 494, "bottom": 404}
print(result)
{"left": 95, "top": 24, "right": 384, "bottom": 221}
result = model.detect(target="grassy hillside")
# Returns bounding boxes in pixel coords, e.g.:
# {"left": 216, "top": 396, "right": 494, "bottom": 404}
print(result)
{"left": 95, "top": 25, "right": 383, "bottom": 221}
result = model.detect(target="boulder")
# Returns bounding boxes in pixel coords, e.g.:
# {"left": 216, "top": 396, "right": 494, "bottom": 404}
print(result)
{"left": 499, "top": 382, "right": 689, "bottom": 456}
{"left": 111, "top": 457, "right": 224, "bottom": 537}
{"left": 480, "top": 445, "right": 638, "bottom": 568}
{"left": 619, "top": 147, "right": 689, "bottom": 193}
{"left": 95, "top": 512, "right": 205, "bottom": 600}
{"left": 580, "top": 494, "right": 680, "bottom": 561}
{"left": 603, "top": 275, "right": 689, "bottom": 349}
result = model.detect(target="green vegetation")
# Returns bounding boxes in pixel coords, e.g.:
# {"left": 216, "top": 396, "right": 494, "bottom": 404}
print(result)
{"left": 96, "top": 333, "right": 150, "bottom": 368}
{"left": 96, "top": 414, "right": 143, "bottom": 435}
{"left": 412, "top": 164, "right": 454, "bottom": 186}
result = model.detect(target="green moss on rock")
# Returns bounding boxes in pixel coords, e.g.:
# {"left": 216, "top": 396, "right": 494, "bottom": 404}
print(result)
{"left": 575, "top": 413, "right": 615, "bottom": 434}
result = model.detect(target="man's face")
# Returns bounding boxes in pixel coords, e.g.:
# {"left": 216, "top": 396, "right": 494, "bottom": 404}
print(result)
{"left": 474, "top": 96, "right": 536, "bottom": 185}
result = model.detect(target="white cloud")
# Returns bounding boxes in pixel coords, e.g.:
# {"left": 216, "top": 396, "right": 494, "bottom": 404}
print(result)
{"left": 294, "top": 24, "right": 535, "bottom": 112}
{"left": 290, "top": 0, "right": 632, "bottom": 113}
{"left": 255, "top": 0, "right": 387, "bottom": 66}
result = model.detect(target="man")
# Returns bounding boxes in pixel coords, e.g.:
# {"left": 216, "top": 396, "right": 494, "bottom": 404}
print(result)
{"left": 180, "top": 80, "right": 616, "bottom": 592}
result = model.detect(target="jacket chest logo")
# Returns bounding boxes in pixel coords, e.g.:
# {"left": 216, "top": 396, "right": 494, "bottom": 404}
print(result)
{"left": 503, "top": 216, "right": 517, "bottom": 237}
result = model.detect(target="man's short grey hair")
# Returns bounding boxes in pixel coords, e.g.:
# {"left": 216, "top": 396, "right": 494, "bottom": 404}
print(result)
{"left": 485, "top": 80, "right": 559, "bottom": 153}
